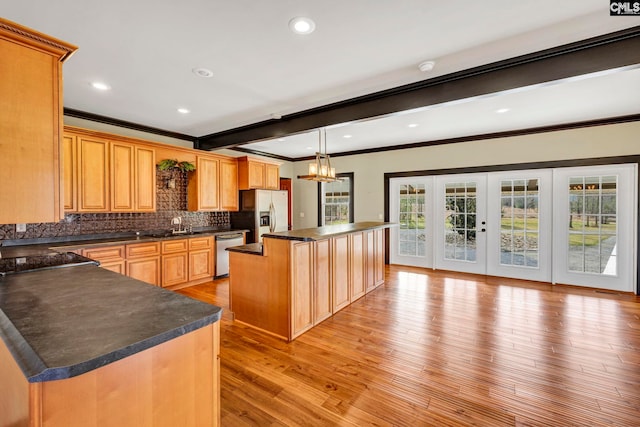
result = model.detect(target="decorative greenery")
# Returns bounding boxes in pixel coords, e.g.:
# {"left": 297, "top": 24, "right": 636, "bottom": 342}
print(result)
{"left": 157, "top": 159, "right": 195, "bottom": 172}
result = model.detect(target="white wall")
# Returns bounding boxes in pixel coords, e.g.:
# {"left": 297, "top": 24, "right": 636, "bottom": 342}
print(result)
{"left": 292, "top": 121, "right": 640, "bottom": 229}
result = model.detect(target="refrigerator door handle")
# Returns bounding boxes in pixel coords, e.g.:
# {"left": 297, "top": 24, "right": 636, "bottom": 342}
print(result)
{"left": 269, "top": 201, "right": 276, "bottom": 233}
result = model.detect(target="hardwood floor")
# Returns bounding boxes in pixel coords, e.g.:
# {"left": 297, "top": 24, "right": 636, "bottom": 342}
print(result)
{"left": 177, "top": 265, "right": 640, "bottom": 426}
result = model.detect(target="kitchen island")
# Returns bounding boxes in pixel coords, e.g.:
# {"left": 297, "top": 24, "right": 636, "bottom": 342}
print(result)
{"left": 0, "top": 262, "right": 222, "bottom": 427}
{"left": 227, "top": 222, "right": 392, "bottom": 341}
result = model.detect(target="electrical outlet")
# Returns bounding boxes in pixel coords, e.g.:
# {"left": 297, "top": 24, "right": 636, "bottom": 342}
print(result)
{"left": 16, "top": 223, "right": 26, "bottom": 233}
{"left": 378, "top": 213, "right": 383, "bottom": 220}
{"left": 300, "top": 212, "right": 305, "bottom": 218}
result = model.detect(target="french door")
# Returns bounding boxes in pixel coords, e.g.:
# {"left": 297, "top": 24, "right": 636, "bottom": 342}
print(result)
{"left": 389, "top": 164, "right": 637, "bottom": 292}
{"left": 389, "top": 177, "right": 432, "bottom": 268}
{"left": 434, "top": 174, "right": 487, "bottom": 275}
{"left": 552, "top": 165, "right": 636, "bottom": 292}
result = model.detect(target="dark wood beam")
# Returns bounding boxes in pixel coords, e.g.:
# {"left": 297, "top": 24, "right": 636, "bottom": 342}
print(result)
{"left": 198, "top": 26, "right": 640, "bottom": 151}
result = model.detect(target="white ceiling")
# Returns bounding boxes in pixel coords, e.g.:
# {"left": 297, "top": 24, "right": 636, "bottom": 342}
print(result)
{"left": 2, "top": 1, "right": 639, "bottom": 158}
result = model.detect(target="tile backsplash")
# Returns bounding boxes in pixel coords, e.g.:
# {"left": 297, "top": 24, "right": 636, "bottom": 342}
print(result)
{"left": 0, "top": 169, "right": 230, "bottom": 242}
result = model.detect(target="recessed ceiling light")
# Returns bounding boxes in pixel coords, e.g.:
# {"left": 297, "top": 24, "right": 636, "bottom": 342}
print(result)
{"left": 90, "top": 81, "right": 110, "bottom": 91}
{"left": 343, "top": 134, "right": 352, "bottom": 139}
{"left": 177, "top": 108, "right": 190, "bottom": 114}
{"left": 192, "top": 67, "right": 214, "bottom": 78}
{"left": 277, "top": 138, "right": 286, "bottom": 142}
{"left": 496, "top": 108, "right": 510, "bottom": 114}
{"left": 418, "top": 61, "right": 435, "bottom": 72}
{"left": 289, "top": 17, "right": 316, "bottom": 35}
{"left": 306, "top": 146, "right": 313, "bottom": 150}
{"left": 408, "top": 123, "right": 419, "bottom": 128}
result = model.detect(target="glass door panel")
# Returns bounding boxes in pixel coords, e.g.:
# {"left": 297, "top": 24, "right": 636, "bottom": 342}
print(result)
{"left": 487, "top": 171, "right": 552, "bottom": 282}
{"left": 436, "top": 174, "right": 486, "bottom": 274}
{"left": 390, "top": 177, "right": 433, "bottom": 268}
{"left": 553, "top": 165, "right": 636, "bottom": 292}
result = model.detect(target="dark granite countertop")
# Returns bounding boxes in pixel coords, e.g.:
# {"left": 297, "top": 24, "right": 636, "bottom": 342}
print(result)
{"left": 0, "top": 264, "right": 222, "bottom": 383}
{"left": 262, "top": 221, "right": 395, "bottom": 242}
{"left": 0, "top": 228, "right": 248, "bottom": 258}
{"left": 226, "top": 243, "right": 263, "bottom": 255}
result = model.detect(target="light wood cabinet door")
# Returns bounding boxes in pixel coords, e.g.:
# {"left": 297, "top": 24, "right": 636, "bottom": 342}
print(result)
{"left": 265, "top": 163, "right": 280, "bottom": 190}
{"left": 110, "top": 141, "right": 135, "bottom": 211}
{"left": 62, "top": 133, "right": 77, "bottom": 212}
{"left": 188, "top": 156, "right": 219, "bottom": 211}
{"left": 332, "top": 235, "right": 350, "bottom": 313}
{"left": 314, "top": 239, "right": 332, "bottom": 324}
{"left": 135, "top": 145, "right": 156, "bottom": 211}
{"left": 101, "top": 261, "right": 126, "bottom": 274}
{"left": 126, "top": 242, "right": 161, "bottom": 286}
{"left": 247, "top": 161, "right": 265, "bottom": 189}
{"left": 291, "top": 242, "right": 314, "bottom": 338}
{"left": 189, "top": 249, "right": 213, "bottom": 281}
{"left": 350, "top": 232, "right": 366, "bottom": 302}
{"left": 0, "top": 20, "right": 75, "bottom": 224}
{"left": 162, "top": 252, "right": 188, "bottom": 287}
{"left": 219, "top": 158, "right": 239, "bottom": 211}
{"left": 77, "top": 136, "right": 110, "bottom": 212}
{"left": 127, "top": 256, "right": 161, "bottom": 286}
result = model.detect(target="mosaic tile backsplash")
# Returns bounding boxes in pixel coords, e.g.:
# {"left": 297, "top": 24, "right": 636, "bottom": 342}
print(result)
{"left": 0, "top": 169, "right": 230, "bottom": 242}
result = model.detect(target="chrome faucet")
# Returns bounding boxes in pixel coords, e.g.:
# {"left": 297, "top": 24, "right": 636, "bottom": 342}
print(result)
{"left": 171, "top": 217, "right": 186, "bottom": 234}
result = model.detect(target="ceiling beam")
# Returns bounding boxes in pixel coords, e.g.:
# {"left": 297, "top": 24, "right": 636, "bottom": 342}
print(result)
{"left": 197, "top": 26, "right": 640, "bottom": 151}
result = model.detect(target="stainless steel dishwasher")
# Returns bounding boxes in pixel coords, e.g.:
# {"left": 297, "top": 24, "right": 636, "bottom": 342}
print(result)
{"left": 215, "top": 233, "right": 244, "bottom": 278}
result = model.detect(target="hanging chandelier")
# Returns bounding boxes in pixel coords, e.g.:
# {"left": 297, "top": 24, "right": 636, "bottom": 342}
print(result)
{"left": 298, "top": 128, "right": 339, "bottom": 182}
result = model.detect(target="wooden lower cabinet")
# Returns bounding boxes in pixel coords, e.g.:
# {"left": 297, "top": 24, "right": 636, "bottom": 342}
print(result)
{"left": 73, "top": 236, "right": 215, "bottom": 289}
{"left": 188, "top": 237, "right": 214, "bottom": 282}
{"left": 82, "top": 245, "right": 126, "bottom": 275}
{"left": 332, "top": 235, "right": 350, "bottom": 313}
{"left": 161, "top": 239, "right": 189, "bottom": 288}
{"left": 127, "top": 256, "right": 161, "bottom": 286}
{"left": 0, "top": 321, "right": 220, "bottom": 427}
{"left": 126, "top": 242, "right": 161, "bottom": 286}
{"left": 162, "top": 253, "right": 188, "bottom": 287}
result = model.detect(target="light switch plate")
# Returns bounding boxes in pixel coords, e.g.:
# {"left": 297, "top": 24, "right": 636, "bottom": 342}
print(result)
{"left": 16, "top": 223, "right": 26, "bottom": 233}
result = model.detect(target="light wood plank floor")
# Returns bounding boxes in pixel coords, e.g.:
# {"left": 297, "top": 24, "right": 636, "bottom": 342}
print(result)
{"left": 178, "top": 265, "right": 640, "bottom": 426}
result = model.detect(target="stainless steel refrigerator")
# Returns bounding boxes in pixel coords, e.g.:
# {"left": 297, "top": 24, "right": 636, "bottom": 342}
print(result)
{"left": 230, "top": 189, "right": 289, "bottom": 243}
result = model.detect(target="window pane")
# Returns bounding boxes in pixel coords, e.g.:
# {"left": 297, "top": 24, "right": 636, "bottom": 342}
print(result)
{"left": 567, "top": 175, "right": 617, "bottom": 276}
{"left": 323, "top": 175, "right": 351, "bottom": 226}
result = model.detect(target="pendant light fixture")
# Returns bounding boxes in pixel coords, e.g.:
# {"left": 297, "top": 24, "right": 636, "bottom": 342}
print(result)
{"left": 298, "top": 128, "right": 338, "bottom": 182}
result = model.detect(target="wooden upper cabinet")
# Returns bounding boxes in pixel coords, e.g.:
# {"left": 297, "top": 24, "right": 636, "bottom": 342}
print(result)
{"left": 265, "top": 163, "right": 280, "bottom": 190}
{"left": 62, "top": 134, "right": 77, "bottom": 212}
{"left": 188, "top": 155, "right": 220, "bottom": 211}
{"left": 0, "top": 18, "right": 76, "bottom": 224}
{"left": 219, "top": 157, "right": 239, "bottom": 211}
{"left": 110, "top": 141, "right": 156, "bottom": 212}
{"left": 134, "top": 146, "right": 156, "bottom": 212}
{"left": 110, "top": 141, "right": 135, "bottom": 211}
{"left": 64, "top": 128, "right": 157, "bottom": 213}
{"left": 238, "top": 156, "right": 280, "bottom": 190}
{"left": 78, "top": 135, "right": 110, "bottom": 212}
